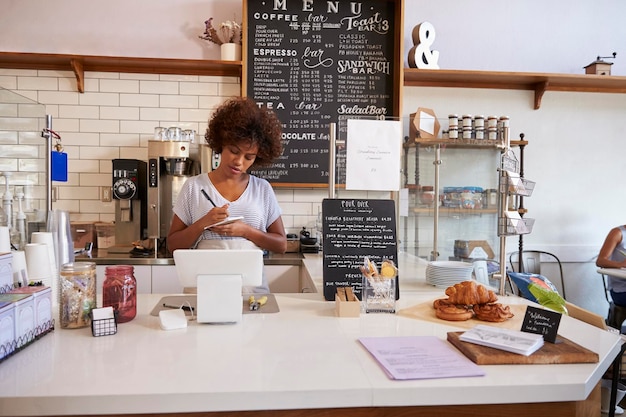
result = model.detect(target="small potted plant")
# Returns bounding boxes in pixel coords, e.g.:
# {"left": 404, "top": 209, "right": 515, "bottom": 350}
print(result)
{"left": 199, "top": 18, "right": 242, "bottom": 61}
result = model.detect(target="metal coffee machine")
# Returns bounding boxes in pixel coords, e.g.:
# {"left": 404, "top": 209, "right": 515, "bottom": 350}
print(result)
{"left": 112, "top": 159, "right": 147, "bottom": 249}
{"left": 147, "top": 140, "right": 196, "bottom": 247}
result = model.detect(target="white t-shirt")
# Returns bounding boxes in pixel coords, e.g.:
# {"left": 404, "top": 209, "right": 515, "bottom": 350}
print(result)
{"left": 173, "top": 173, "right": 281, "bottom": 242}
{"left": 172, "top": 173, "right": 282, "bottom": 293}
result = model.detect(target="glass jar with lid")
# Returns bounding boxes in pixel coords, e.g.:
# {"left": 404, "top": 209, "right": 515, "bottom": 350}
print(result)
{"left": 59, "top": 262, "right": 97, "bottom": 329}
{"left": 103, "top": 265, "right": 137, "bottom": 323}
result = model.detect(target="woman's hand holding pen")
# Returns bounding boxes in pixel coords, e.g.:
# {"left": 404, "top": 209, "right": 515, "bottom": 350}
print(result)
{"left": 204, "top": 204, "right": 229, "bottom": 228}
{"left": 198, "top": 187, "right": 244, "bottom": 238}
{"left": 200, "top": 188, "right": 229, "bottom": 227}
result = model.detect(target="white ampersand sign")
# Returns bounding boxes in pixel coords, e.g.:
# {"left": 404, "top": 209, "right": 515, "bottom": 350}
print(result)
{"left": 408, "top": 21, "right": 440, "bottom": 69}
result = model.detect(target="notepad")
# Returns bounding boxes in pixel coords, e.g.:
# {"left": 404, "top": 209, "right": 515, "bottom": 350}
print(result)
{"left": 204, "top": 216, "right": 244, "bottom": 229}
{"left": 459, "top": 324, "right": 544, "bottom": 356}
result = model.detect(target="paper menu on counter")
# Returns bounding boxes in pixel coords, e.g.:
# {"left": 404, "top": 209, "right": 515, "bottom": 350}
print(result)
{"left": 358, "top": 336, "right": 485, "bottom": 380}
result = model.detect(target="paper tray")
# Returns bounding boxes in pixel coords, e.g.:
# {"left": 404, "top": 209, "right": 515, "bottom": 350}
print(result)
{"left": 150, "top": 294, "right": 280, "bottom": 316}
{"left": 500, "top": 171, "right": 535, "bottom": 197}
{"left": 498, "top": 217, "right": 535, "bottom": 236}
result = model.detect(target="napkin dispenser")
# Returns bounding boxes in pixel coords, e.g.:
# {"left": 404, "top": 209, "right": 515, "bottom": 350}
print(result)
{"left": 335, "top": 287, "right": 360, "bottom": 317}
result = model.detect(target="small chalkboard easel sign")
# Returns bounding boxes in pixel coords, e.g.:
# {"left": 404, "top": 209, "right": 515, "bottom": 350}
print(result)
{"left": 322, "top": 198, "right": 399, "bottom": 301}
{"left": 521, "top": 305, "right": 562, "bottom": 343}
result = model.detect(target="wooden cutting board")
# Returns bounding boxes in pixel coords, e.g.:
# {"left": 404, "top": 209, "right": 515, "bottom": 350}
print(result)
{"left": 447, "top": 331, "right": 599, "bottom": 365}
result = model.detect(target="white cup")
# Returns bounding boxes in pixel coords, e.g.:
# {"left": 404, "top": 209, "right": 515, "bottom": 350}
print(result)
{"left": 30, "top": 231, "right": 57, "bottom": 270}
{"left": 11, "top": 250, "right": 28, "bottom": 287}
{"left": 25, "top": 243, "right": 53, "bottom": 282}
{"left": 0, "top": 226, "right": 10, "bottom": 253}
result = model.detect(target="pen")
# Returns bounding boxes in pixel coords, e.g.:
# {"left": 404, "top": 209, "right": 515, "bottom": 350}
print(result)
{"left": 201, "top": 189, "right": 217, "bottom": 207}
{"left": 163, "top": 303, "right": 194, "bottom": 311}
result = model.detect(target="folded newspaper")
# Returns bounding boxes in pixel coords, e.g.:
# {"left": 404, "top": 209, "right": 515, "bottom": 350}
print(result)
{"left": 459, "top": 324, "right": 544, "bottom": 356}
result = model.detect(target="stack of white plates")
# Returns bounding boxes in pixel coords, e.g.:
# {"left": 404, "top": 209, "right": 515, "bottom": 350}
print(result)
{"left": 425, "top": 261, "right": 474, "bottom": 288}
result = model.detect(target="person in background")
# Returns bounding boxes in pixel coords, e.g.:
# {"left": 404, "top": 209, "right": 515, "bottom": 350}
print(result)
{"left": 167, "top": 97, "right": 287, "bottom": 291}
{"left": 597, "top": 225, "right": 626, "bottom": 303}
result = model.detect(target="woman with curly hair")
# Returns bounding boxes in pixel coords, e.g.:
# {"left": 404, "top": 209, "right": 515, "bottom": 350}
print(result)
{"left": 167, "top": 97, "right": 287, "bottom": 289}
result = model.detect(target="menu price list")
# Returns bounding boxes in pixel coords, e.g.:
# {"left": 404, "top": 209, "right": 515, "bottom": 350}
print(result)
{"left": 322, "top": 198, "right": 398, "bottom": 301}
{"left": 247, "top": 0, "right": 397, "bottom": 185}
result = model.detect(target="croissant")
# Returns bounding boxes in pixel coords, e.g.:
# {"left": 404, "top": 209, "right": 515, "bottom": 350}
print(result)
{"left": 473, "top": 303, "right": 515, "bottom": 322}
{"left": 435, "top": 304, "right": 474, "bottom": 321}
{"left": 444, "top": 280, "right": 498, "bottom": 306}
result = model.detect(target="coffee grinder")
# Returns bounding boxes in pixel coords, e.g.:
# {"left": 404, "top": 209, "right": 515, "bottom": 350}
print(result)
{"left": 111, "top": 159, "right": 147, "bottom": 251}
{"left": 147, "top": 140, "right": 195, "bottom": 249}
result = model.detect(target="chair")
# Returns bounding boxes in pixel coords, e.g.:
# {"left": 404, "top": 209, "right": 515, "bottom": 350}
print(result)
{"left": 508, "top": 250, "right": 566, "bottom": 300}
{"left": 598, "top": 274, "right": 626, "bottom": 417}
{"left": 601, "top": 273, "right": 626, "bottom": 331}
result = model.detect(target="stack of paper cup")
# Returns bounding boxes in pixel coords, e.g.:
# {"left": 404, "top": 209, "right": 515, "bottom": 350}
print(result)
{"left": 47, "top": 210, "right": 74, "bottom": 270}
{"left": 30, "top": 232, "right": 59, "bottom": 305}
{"left": 0, "top": 226, "right": 10, "bottom": 253}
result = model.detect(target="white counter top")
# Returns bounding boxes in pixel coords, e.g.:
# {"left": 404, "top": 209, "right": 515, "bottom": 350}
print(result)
{"left": 0, "top": 253, "right": 621, "bottom": 416}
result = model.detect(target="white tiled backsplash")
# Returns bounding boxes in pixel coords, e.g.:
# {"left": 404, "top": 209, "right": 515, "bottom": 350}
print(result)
{"left": 0, "top": 68, "right": 386, "bottom": 235}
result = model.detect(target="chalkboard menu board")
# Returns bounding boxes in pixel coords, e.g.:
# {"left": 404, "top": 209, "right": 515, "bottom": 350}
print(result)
{"left": 244, "top": 0, "right": 401, "bottom": 187}
{"left": 322, "top": 198, "right": 398, "bottom": 301}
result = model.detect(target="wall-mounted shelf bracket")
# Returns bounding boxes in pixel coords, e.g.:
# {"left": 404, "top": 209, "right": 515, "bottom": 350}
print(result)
{"left": 70, "top": 59, "right": 84, "bottom": 93}
{"left": 533, "top": 81, "right": 549, "bottom": 110}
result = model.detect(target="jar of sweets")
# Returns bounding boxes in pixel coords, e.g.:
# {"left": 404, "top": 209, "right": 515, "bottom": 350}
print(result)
{"left": 60, "top": 262, "right": 97, "bottom": 329}
{"left": 103, "top": 265, "right": 137, "bottom": 323}
{"left": 448, "top": 114, "right": 459, "bottom": 128}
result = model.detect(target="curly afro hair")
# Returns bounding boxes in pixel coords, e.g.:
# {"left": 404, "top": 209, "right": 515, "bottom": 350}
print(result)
{"left": 205, "top": 97, "right": 283, "bottom": 168}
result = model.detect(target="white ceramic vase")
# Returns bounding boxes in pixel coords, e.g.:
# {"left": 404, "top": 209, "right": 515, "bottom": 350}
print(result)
{"left": 220, "top": 43, "right": 241, "bottom": 61}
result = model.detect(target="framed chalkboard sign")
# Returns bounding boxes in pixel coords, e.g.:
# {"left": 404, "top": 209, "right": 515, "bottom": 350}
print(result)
{"left": 322, "top": 198, "right": 399, "bottom": 301}
{"left": 243, "top": 0, "right": 402, "bottom": 187}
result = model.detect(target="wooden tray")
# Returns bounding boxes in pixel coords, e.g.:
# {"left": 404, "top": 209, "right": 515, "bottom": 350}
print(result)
{"left": 447, "top": 331, "right": 599, "bottom": 365}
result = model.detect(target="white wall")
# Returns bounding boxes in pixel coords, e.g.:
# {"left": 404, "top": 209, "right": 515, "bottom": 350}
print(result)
{"left": 0, "top": 0, "right": 241, "bottom": 61}
{"left": 401, "top": 0, "right": 626, "bottom": 263}
{"left": 404, "top": 0, "right": 626, "bottom": 75}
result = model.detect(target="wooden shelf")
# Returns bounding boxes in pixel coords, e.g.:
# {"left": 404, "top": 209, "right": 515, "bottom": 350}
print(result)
{"left": 412, "top": 206, "right": 497, "bottom": 215}
{"left": 411, "top": 206, "right": 527, "bottom": 216}
{"left": 403, "top": 68, "right": 626, "bottom": 109}
{"left": 404, "top": 139, "right": 528, "bottom": 149}
{"left": 0, "top": 52, "right": 242, "bottom": 93}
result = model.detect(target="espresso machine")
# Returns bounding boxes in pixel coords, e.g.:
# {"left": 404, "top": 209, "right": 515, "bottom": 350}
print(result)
{"left": 112, "top": 159, "right": 147, "bottom": 250}
{"left": 147, "top": 140, "right": 196, "bottom": 248}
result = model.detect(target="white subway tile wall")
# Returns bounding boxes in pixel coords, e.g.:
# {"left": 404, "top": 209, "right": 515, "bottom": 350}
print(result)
{"left": 0, "top": 68, "right": 386, "bottom": 234}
